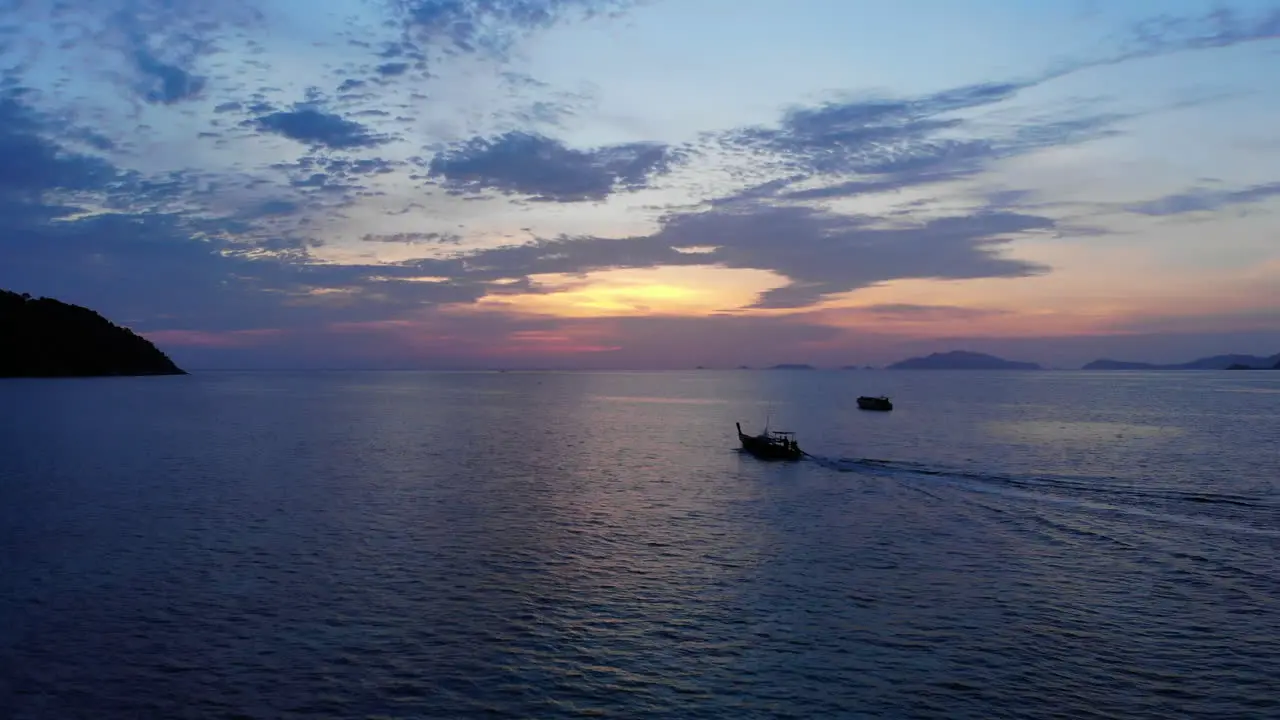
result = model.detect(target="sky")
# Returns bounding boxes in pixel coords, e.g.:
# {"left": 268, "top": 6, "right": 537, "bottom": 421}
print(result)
{"left": 2, "top": 0, "right": 1279, "bottom": 370}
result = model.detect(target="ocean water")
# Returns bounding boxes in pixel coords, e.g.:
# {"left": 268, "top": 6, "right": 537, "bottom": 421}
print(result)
{"left": 1, "top": 369, "right": 1277, "bottom": 719}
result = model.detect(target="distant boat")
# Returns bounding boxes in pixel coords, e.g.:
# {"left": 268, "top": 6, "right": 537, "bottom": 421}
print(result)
{"left": 736, "top": 422, "right": 803, "bottom": 461}
{"left": 857, "top": 395, "right": 893, "bottom": 411}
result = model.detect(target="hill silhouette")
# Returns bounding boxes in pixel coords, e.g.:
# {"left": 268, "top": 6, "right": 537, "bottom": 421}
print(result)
{"left": 1084, "top": 353, "right": 1280, "bottom": 370}
{"left": 1, "top": 289, "right": 185, "bottom": 377}
{"left": 886, "top": 350, "right": 1041, "bottom": 370}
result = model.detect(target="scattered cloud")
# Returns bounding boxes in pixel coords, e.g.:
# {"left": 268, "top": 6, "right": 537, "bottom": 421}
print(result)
{"left": 1127, "top": 182, "right": 1280, "bottom": 216}
{"left": 710, "top": 83, "right": 1129, "bottom": 208}
{"left": 389, "top": 0, "right": 637, "bottom": 58}
{"left": 255, "top": 107, "right": 390, "bottom": 150}
{"left": 376, "top": 62, "right": 412, "bottom": 77}
{"left": 0, "top": 89, "right": 121, "bottom": 199}
{"left": 0, "top": 207, "right": 491, "bottom": 335}
{"left": 129, "top": 46, "right": 207, "bottom": 104}
{"left": 724, "top": 82, "right": 1022, "bottom": 176}
{"left": 1121, "top": 5, "right": 1280, "bottom": 58}
{"left": 428, "top": 132, "right": 677, "bottom": 201}
{"left": 362, "top": 232, "right": 464, "bottom": 244}
{"left": 12, "top": 0, "right": 263, "bottom": 105}
{"left": 853, "top": 304, "right": 1011, "bottom": 320}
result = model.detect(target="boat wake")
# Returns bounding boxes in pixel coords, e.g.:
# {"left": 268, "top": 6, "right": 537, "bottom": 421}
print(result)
{"left": 802, "top": 453, "right": 1279, "bottom": 534}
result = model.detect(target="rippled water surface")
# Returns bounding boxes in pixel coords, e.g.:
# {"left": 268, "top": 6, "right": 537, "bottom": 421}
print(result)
{"left": 2, "top": 370, "right": 1278, "bottom": 718}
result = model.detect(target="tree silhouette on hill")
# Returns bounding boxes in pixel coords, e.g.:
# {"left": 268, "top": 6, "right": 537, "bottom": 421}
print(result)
{"left": 1, "top": 289, "right": 185, "bottom": 377}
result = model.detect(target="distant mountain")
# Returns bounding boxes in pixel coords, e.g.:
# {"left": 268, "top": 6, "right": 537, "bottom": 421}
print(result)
{"left": 1083, "top": 353, "right": 1280, "bottom": 370}
{"left": 1177, "top": 354, "right": 1280, "bottom": 370}
{"left": 769, "top": 363, "right": 814, "bottom": 370}
{"left": 886, "top": 351, "right": 1041, "bottom": 370}
{"left": 1, "top": 289, "right": 185, "bottom": 377}
{"left": 1275, "top": 358, "right": 1280, "bottom": 370}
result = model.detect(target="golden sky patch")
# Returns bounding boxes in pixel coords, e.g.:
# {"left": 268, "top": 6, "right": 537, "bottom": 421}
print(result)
{"left": 474, "top": 265, "right": 787, "bottom": 317}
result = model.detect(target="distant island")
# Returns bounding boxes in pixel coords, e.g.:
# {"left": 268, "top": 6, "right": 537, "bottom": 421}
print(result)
{"left": 1083, "top": 353, "right": 1280, "bottom": 371}
{"left": 1, "top": 289, "right": 185, "bottom": 377}
{"left": 886, "top": 350, "right": 1041, "bottom": 370}
{"left": 769, "top": 363, "right": 815, "bottom": 370}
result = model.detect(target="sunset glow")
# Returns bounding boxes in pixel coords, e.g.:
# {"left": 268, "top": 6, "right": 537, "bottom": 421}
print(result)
{"left": 474, "top": 267, "right": 788, "bottom": 318}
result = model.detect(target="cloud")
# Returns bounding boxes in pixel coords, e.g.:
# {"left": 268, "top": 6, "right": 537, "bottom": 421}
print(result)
{"left": 389, "top": 0, "right": 636, "bottom": 58}
{"left": 362, "top": 232, "right": 464, "bottom": 244}
{"left": 413, "top": 201, "right": 1052, "bottom": 309}
{"left": 0, "top": 89, "right": 121, "bottom": 199}
{"left": 778, "top": 169, "right": 974, "bottom": 201}
{"left": 16, "top": 1, "right": 263, "bottom": 105}
{"left": 853, "top": 304, "right": 1011, "bottom": 320}
{"left": 670, "top": 205, "right": 1050, "bottom": 309}
{"left": 129, "top": 46, "right": 207, "bottom": 104}
{"left": 255, "top": 107, "right": 389, "bottom": 149}
{"left": 427, "top": 131, "right": 677, "bottom": 201}
{"left": 1127, "top": 182, "right": 1280, "bottom": 216}
{"left": 0, "top": 84, "right": 474, "bottom": 332}
{"left": 700, "top": 2, "right": 1280, "bottom": 209}
{"left": 710, "top": 82, "right": 1130, "bottom": 207}
{"left": 722, "top": 82, "right": 1022, "bottom": 176}
{"left": 273, "top": 156, "right": 401, "bottom": 195}
{"left": 1121, "top": 5, "right": 1280, "bottom": 58}
{"left": 244, "top": 199, "right": 300, "bottom": 218}
{"left": 376, "top": 62, "right": 411, "bottom": 77}
{"left": 144, "top": 328, "right": 285, "bottom": 349}
{"left": 0, "top": 207, "right": 490, "bottom": 335}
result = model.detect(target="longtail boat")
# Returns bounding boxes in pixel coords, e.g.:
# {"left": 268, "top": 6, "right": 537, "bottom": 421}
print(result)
{"left": 736, "top": 422, "right": 803, "bottom": 461}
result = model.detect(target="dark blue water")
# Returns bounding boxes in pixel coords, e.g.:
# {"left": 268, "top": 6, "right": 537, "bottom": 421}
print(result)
{"left": 2, "top": 370, "right": 1277, "bottom": 719}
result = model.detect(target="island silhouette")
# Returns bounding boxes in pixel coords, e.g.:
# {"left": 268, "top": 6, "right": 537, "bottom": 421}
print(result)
{"left": 886, "top": 350, "right": 1041, "bottom": 370}
{"left": 1, "top": 289, "right": 185, "bottom": 377}
{"left": 1083, "top": 353, "right": 1280, "bottom": 370}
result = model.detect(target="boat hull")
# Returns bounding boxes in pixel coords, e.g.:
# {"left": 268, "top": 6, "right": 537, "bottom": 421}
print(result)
{"left": 736, "top": 424, "right": 803, "bottom": 461}
{"left": 857, "top": 396, "right": 893, "bottom": 411}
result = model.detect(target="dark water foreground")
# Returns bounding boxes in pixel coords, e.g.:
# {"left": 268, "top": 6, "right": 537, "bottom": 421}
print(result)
{"left": 1, "top": 370, "right": 1277, "bottom": 719}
